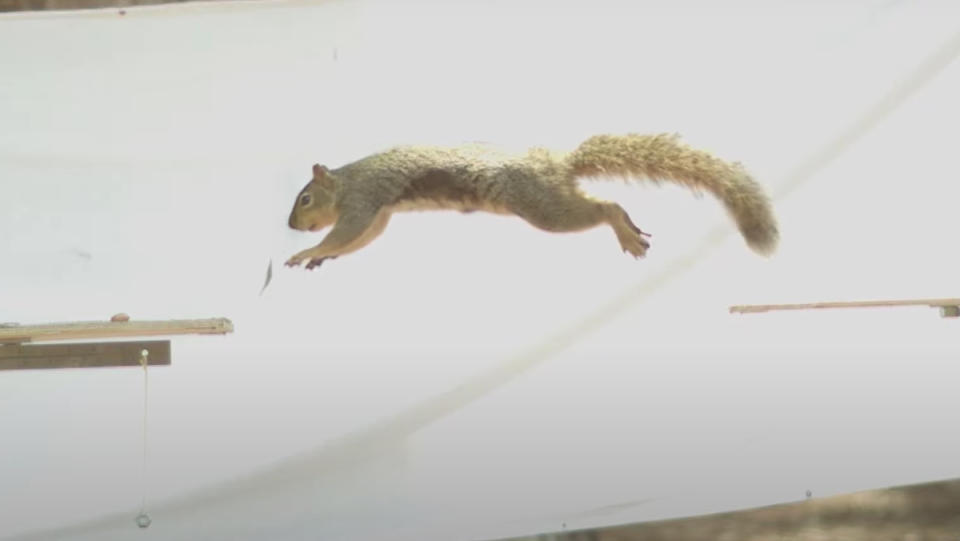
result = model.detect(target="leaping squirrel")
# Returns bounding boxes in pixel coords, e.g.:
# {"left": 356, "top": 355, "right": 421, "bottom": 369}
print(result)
{"left": 285, "top": 133, "right": 779, "bottom": 270}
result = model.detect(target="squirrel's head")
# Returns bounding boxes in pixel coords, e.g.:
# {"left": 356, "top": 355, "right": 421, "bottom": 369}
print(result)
{"left": 288, "top": 164, "right": 339, "bottom": 231}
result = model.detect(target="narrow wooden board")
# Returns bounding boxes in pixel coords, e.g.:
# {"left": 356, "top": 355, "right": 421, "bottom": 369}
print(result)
{"left": 0, "top": 340, "right": 171, "bottom": 371}
{"left": 0, "top": 317, "right": 233, "bottom": 344}
{"left": 729, "top": 298, "right": 960, "bottom": 315}
{"left": 497, "top": 476, "right": 960, "bottom": 541}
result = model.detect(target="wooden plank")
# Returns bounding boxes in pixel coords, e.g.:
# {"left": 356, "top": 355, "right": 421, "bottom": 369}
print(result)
{"left": 0, "top": 317, "right": 233, "bottom": 344}
{"left": 0, "top": 0, "right": 220, "bottom": 13}
{"left": 0, "top": 340, "right": 171, "bottom": 371}
{"left": 729, "top": 297, "right": 960, "bottom": 315}
{"left": 498, "top": 476, "right": 960, "bottom": 541}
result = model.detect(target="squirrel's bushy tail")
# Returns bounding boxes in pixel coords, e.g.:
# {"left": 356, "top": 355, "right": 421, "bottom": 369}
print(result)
{"left": 566, "top": 133, "right": 779, "bottom": 255}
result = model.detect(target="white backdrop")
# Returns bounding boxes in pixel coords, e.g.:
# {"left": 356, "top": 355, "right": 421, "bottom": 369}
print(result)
{"left": 2, "top": 0, "right": 960, "bottom": 540}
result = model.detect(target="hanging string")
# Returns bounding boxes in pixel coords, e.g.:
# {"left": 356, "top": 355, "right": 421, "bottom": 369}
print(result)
{"left": 135, "top": 349, "right": 152, "bottom": 529}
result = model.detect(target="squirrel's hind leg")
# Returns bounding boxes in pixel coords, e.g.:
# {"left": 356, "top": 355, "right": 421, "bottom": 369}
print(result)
{"left": 507, "top": 190, "right": 650, "bottom": 258}
{"left": 606, "top": 204, "right": 650, "bottom": 258}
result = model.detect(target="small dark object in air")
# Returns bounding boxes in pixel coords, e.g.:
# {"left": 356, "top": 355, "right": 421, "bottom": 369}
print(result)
{"left": 260, "top": 260, "right": 273, "bottom": 295}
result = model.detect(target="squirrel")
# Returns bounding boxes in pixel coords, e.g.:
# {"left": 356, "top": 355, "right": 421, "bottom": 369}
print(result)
{"left": 285, "top": 133, "right": 778, "bottom": 270}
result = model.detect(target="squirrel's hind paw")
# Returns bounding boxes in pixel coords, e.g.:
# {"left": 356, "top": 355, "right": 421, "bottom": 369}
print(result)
{"left": 619, "top": 234, "right": 650, "bottom": 259}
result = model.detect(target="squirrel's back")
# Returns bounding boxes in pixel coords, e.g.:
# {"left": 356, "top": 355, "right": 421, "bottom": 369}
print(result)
{"left": 335, "top": 143, "right": 568, "bottom": 214}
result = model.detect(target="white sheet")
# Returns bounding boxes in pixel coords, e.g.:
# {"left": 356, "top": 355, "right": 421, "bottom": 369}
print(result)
{"left": 2, "top": 1, "right": 959, "bottom": 539}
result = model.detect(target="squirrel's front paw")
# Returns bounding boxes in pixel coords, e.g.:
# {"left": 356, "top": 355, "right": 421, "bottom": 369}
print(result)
{"left": 305, "top": 257, "right": 327, "bottom": 270}
{"left": 286, "top": 249, "right": 338, "bottom": 270}
{"left": 305, "top": 255, "right": 338, "bottom": 270}
{"left": 284, "top": 256, "right": 304, "bottom": 268}
{"left": 285, "top": 248, "right": 317, "bottom": 268}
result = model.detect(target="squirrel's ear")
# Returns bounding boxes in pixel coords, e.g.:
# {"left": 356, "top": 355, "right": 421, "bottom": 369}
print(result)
{"left": 312, "top": 164, "right": 335, "bottom": 190}
{"left": 312, "top": 164, "right": 328, "bottom": 180}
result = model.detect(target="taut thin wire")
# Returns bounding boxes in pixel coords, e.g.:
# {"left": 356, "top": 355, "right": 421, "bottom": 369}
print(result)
{"left": 138, "top": 349, "right": 150, "bottom": 525}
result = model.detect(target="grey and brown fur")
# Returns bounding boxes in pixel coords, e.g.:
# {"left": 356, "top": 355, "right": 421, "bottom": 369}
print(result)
{"left": 285, "top": 133, "right": 779, "bottom": 270}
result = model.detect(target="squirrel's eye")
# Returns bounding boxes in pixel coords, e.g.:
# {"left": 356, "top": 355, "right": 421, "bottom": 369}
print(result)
{"left": 299, "top": 193, "right": 312, "bottom": 207}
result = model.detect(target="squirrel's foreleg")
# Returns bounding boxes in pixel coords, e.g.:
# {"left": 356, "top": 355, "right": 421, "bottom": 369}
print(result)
{"left": 285, "top": 208, "right": 391, "bottom": 269}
